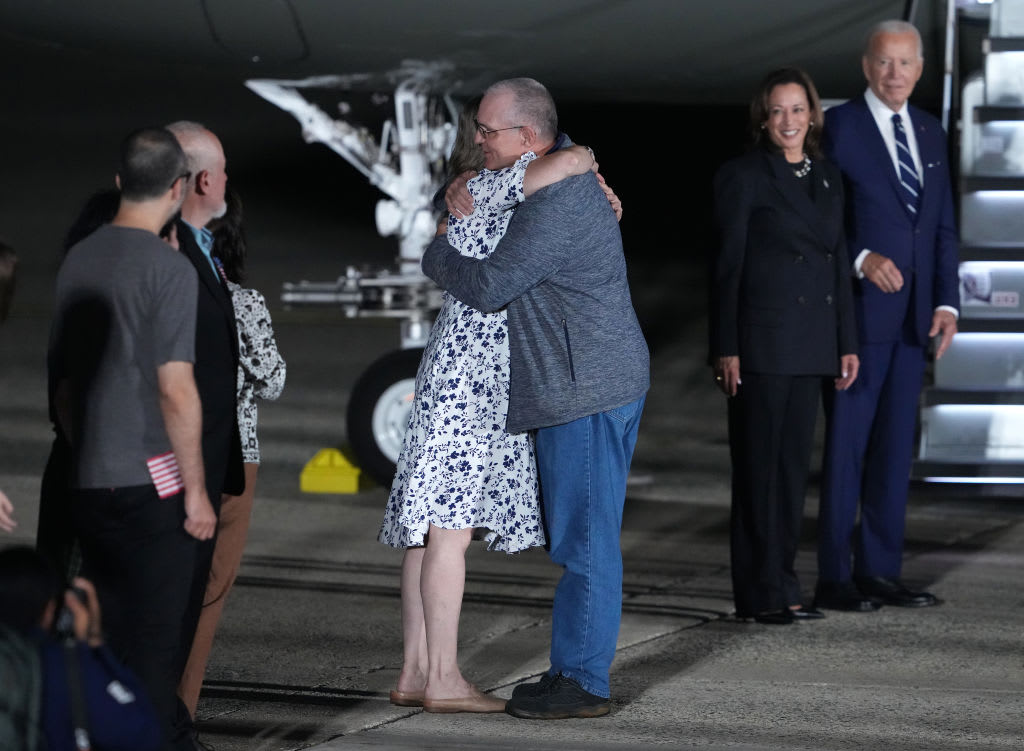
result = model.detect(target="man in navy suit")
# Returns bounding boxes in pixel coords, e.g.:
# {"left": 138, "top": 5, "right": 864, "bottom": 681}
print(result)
{"left": 816, "top": 20, "right": 959, "bottom": 611}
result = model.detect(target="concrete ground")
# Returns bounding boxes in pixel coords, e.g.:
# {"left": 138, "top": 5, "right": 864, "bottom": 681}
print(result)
{"left": 3, "top": 295, "right": 1023, "bottom": 750}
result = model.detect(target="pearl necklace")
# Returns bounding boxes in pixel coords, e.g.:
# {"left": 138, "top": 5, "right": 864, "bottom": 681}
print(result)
{"left": 791, "top": 154, "right": 811, "bottom": 178}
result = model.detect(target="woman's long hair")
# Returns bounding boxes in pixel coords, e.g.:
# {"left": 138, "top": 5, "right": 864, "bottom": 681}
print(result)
{"left": 448, "top": 95, "right": 485, "bottom": 177}
{"left": 749, "top": 67, "right": 825, "bottom": 159}
{"left": 209, "top": 186, "right": 246, "bottom": 284}
{"left": 62, "top": 189, "right": 120, "bottom": 254}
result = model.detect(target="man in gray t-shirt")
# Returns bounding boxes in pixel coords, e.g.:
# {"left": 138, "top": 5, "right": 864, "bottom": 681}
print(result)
{"left": 49, "top": 127, "right": 215, "bottom": 751}
{"left": 54, "top": 225, "right": 198, "bottom": 488}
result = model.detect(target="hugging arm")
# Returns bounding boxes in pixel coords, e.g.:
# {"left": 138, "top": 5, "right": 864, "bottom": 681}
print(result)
{"left": 425, "top": 183, "right": 576, "bottom": 312}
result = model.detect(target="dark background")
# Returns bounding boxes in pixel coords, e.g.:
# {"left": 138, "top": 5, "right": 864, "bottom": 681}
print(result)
{"left": 0, "top": 32, "right": 741, "bottom": 351}
{"left": 0, "top": 20, "right": 963, "bottom": 362}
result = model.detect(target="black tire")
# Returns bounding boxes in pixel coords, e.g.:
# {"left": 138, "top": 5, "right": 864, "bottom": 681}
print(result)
{"left": 346, "top": 348, "right": 424, "bottom": 486}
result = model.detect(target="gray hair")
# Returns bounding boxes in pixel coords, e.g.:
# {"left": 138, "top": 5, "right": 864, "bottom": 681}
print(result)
{"left": 165, "top": 120, "right": 217, "bottom": 173}
{"left": 864, "top": 20, "right": 923, "bottom": 59}
{"left": 484, "top": 78, "right": 558, "bottom": 141}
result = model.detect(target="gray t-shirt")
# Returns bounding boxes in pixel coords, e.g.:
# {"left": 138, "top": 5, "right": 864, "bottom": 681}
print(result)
{"left": 51, "top": 224, "right": 198, "bottom": 488}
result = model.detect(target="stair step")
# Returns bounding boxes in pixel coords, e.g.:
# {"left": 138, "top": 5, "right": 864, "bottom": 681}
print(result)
{"left": 913, "top": 459, "right": 1024, "bottom": 482}
{"left": 919, "top": 404, "right": 1024, "bottom": 461}
{"left": 985, "top": 45, "right": 1024, "bottom": 104}
{"left": 923, "top": 389, "right": 1024, "bottom": 406}
{"left": 974, "top": 105, "right": 1024, "bottom": 122}
{"left": 959, "top": 260, "right": 1024, "bottom": 317}
{"left": 934, "top": 332, "right": 1024, "bottom": 389}
{"left": 961, "top": 192, "right": 1024, "bottom": 245}
{"left": 959, "top": 245, "right": 1024, "bottom": 261}
{"left": 956, "top": 318, "right": 1024, "bottom": 332}
{"left": 963, "top": 175, "right": 1024, "bottom": 190}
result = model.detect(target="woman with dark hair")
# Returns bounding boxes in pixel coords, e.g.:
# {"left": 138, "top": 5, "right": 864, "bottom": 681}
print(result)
{"left": 447, "top": 95, "right": 485, "bottom": 177}
{"left": 178, "top": 185, "right": 286, "bottom": 716}
{"left": 62, "top": 190, "right": 120, "bottom": 253}
{"left": 710, "top": 67, "right": 859, "bottom": 625}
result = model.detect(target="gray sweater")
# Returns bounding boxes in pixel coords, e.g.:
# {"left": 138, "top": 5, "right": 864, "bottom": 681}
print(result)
{"left": 422, "top": 171, "right": 649, "bottom": 433}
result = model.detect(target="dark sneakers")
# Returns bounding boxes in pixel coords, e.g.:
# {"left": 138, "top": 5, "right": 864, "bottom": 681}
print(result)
{"left": 506, "top": 674, "right": 611, "bottom": 719}
{"left": 510, "top": 672, "right": 555, "bottom": 701}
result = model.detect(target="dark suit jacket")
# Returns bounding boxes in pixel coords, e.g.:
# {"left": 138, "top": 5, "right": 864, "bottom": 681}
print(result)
{"left": 711, "top": 148, "right": 857, "bottom": 375}
{"left": 822, "top": 95, "right": 959, "bottom": 345}
{"left": 176, "top": 219, "right": 244, "bottom": 501}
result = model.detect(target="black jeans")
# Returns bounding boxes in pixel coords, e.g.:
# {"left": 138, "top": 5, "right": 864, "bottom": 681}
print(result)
{"left": 73, "top": 485, "right": 197, "bottom": 751}
{"left": 36, "top": 431, "right": 76, "bottom": 579}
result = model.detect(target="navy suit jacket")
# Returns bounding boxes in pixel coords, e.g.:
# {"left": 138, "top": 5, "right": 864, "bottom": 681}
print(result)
{"left": 176, "top": 220, "right": 244, "bottom": 501}
{"left": 823, "top": 95, "right": 959, "bottom": 346}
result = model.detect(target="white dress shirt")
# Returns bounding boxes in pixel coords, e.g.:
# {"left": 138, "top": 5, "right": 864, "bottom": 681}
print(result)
{"left": 851, "top": 88, "right": 957, "bottom": 320}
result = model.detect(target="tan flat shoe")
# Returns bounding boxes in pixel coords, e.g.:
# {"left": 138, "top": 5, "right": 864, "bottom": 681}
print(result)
{"left": 423, "top": 687, "right": 506, "bottom": 714}
{"left": 389, "top": 689, "right": 425, "bottom": 707}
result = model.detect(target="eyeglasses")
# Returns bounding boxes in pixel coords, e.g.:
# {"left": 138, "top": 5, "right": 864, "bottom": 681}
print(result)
{"left": 172, "top": 171, "right": 192, "bottom": 188}
{"left": 473, "top": 118, "right": 524, "bottom": 139}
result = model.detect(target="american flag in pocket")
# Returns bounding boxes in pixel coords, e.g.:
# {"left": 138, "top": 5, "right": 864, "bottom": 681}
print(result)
{"left": 146, "top": 451, "right": 184, "bottom": 498}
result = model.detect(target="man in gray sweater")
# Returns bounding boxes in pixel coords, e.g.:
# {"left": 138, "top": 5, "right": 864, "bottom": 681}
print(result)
{"left": 422, "top": 78, "right": 649, "bottom": 719}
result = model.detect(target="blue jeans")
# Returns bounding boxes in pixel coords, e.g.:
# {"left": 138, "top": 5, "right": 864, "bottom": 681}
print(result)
{"left": 535, "top": 395, "right": 645, "bottom": 698}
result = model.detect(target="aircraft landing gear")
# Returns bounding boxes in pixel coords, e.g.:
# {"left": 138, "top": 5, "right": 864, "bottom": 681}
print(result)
{"left": 248, "top": 68, "right": 453, "bottom": 489}
{"left": 346, "top": 348, "right": 423, "bottom": 486}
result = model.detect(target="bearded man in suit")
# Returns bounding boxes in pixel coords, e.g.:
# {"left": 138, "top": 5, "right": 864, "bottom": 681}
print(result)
{"left": 166, "top": 121, "right": 245, "bottom": 750}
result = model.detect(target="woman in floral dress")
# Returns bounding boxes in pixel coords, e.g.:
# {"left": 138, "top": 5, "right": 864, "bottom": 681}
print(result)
{"left": 379, "top": 98, "right": 597, "bottom": 712}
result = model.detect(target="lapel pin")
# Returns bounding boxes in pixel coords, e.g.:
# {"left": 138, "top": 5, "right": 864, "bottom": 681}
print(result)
{"left": 823, "top": 178, "right": 829, "bottom": 188}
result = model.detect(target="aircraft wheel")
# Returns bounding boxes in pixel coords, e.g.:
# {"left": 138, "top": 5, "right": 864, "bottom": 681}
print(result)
{"left": 346, "top": 348, "right": 423, "bottom": 486}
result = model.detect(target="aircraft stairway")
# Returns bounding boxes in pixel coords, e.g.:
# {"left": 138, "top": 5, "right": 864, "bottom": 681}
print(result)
{"left": 915, "top": 0, "right": 1024, "bottom": 483}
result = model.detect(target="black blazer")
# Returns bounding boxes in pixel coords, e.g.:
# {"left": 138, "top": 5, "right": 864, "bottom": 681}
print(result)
{"left": 176, "top": 219, "right": 244, "bottom": 500}
{"left": 710, "top": 148, "right": 857, "bottom": 376}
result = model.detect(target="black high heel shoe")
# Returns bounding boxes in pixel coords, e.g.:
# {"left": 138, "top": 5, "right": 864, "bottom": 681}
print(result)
{"left": 752, "top": 609, "right": 794, "bottom": 625}
{"left": 789, "top": 606, "right": 825, "bottom": 620}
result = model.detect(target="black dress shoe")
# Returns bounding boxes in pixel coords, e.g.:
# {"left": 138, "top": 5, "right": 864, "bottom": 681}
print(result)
{"left": 506, "top": 674, "right": 610, "bottom": 719}
{"left": 814, "top": 581, "right": 882, "bottom": 612}
{"left": 789, "top": 606, "right": 825, "bottom": 620}
{"left": 854, "top": 576, "right": 937, "bottom": 607}
{"left": 752, "top": 609, "right": 794, "bottom": 625}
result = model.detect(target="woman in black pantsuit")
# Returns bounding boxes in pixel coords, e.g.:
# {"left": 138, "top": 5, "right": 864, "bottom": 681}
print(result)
{"left": 710, "top": 68, "right": 859, "bottom": 624}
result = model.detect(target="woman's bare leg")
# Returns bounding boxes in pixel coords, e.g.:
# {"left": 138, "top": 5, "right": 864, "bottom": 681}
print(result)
{"left": 420, "top": 524, "right": 474, "bottom": 699}
{"left": 396, "top": 546, "right": 428, "bottom": 694}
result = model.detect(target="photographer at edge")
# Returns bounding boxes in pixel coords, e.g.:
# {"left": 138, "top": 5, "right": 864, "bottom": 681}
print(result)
{"left": 0, "top": 545, "right": 161, "bottom": 751}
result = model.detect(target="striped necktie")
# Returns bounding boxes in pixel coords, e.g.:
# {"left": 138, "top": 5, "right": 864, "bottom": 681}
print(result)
{"left": 892, "top": 113, "right": 920, "bottom": 216}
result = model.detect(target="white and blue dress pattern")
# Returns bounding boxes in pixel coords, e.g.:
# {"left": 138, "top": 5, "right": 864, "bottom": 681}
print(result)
{"left": 226, "top": 281, "right": 286, "bottom": 464}
{"left": 378, "top": 153, "right": 543, "bottom": 553}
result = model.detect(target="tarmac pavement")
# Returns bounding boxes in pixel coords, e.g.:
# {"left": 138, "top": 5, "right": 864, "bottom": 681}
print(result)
{"left": 3, "top": 296, "right": 1023, "bottom": 750}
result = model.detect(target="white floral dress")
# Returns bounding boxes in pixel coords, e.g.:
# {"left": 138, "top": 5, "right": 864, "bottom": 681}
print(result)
{"left": 378, "top": 153, "right": 543, "bottom": 553}
{"left": 227, "top": 281, "right": 286, "bottom": 463}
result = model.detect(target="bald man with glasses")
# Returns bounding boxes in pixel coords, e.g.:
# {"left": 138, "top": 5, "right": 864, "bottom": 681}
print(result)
{"left": 424, "top": 77, "right": 648, "bottom": 719}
